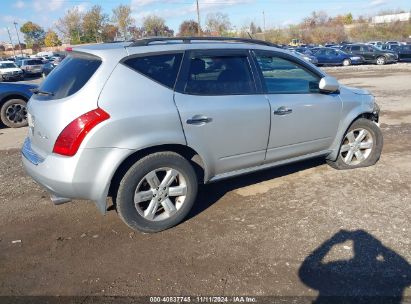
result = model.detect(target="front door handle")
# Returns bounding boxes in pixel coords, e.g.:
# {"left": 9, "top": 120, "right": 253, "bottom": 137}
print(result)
{"left": 274, "top": 106, "right": 293, "bottom": 115}
{"left": 186, "top": 115, "right": 213, "bottom": 125}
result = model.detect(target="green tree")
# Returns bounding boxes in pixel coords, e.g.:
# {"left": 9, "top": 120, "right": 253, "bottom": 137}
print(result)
{"left": 112, "top": 4, "right": 134, "bottom": 39}
{"left": 44, "top": 30, "right": 61, "bottom": 47}
{"left": 20, "top": 21, "right": 45, "bottom": 48}
{"left": 178, "top": 20, "right": 200, "bottom": 36}
{"left": 82, "top": 5, "right": 108, "bottom": 43}
{"left": 143, "top": 15, "right": 173, "bottom": 37}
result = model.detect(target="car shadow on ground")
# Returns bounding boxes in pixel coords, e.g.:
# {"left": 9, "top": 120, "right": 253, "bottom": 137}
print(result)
{"left": 298, "top": 230, "right": 411, "bottom": 304}
{"left": 187, "top": 157, "right": 325, "bottom": 221}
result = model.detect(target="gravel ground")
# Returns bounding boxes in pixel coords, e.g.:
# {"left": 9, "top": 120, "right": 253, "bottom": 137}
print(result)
{"left": 0, "top": 64, "right": 410, "bottom": 302}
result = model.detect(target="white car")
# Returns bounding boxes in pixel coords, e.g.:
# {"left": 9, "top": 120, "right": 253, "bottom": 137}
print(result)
{"left": 0, "top": 61, "right": 24, "bottom": 81}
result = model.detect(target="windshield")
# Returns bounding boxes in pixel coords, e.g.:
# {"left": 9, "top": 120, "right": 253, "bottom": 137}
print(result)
{"left": 0, "top": 62, "right": 17, "bottom": 69}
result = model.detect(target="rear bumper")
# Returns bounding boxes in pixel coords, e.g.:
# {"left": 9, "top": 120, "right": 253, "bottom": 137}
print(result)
{"left": 21, "top": 138, "right": 132, "bottom": 213}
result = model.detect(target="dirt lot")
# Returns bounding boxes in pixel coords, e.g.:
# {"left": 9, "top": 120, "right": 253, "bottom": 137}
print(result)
{"left": 0, "top": 63, "right": 410, "bottom": 301}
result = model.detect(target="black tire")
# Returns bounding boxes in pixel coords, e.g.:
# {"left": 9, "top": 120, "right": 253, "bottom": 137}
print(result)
{"left": 116, "top": 151, "right": 198, "bottom": 233}
{"left": 327, "top": 118, "right": 383, "bottom": 170}
{"left": 0, "top": 98, "right": 28, "bottom": 128}
{"left": 376, "top": 56, "right": 386, "bottom": 65}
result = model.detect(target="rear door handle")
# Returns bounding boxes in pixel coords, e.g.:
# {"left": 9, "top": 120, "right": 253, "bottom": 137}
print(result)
{"left": 186, "top": 115, "right": 212, "bottom": 125}
{"left": 274, "top": 106, "right": 293, "bottom": 115}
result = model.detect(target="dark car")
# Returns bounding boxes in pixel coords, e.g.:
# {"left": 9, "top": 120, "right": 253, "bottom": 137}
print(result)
{"left": 341, "top": 44, "right": 397, "bottom": 65}
{"left": 311, "top": 47, "right": 363, "bottom": 66}
{"left": 0, "top": 82, "right": 37, "bottom": 128}
{"left": 396, "top": 45, "right": 411, "bottom": 62}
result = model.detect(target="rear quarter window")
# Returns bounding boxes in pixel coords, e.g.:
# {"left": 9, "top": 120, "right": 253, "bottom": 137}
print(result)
{"left": 36, "top": 54, "right": 101, "bottom": 100}
{"left": 123, "top": 53, "right": 183, "bottom": 89}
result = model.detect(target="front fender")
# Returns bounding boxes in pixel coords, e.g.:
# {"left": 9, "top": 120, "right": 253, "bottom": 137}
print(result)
{"left": 327, "top": 89, "right": 375, "bottom": 161}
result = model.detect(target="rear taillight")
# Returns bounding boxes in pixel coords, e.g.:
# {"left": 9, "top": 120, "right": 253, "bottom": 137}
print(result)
{"left": 53, "top": 108, "right": 110, "bottom": 156}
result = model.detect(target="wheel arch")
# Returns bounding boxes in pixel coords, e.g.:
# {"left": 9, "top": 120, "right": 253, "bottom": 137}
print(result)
{"left": 327, "top": 110, "right": 378, "bottom": 161}
{"left": 108, "top": 144, "right": 207, "bottom": 202}
{"left": 0, "top": 93, "right": 29, "bottom": 106}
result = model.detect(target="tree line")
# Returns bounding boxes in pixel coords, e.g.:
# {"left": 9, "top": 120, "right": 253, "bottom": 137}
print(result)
{"left": 1, "top": 6, "right": 410, "bottom": 53}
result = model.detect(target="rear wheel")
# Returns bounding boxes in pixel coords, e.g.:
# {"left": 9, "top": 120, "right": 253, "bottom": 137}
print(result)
{"left": 376, "top": 56, "right": 386, "bottom": 65}
{"left": 0, "top": 99, "right": 28, "bottom": 128}
{"left": 327, "top": 118, "right": 383, "bottom": 170}
{"left": 116, "top": 152, "right": 198, "bottom": 233}
{"left": 342, "top": 59, "right": 351, "bottom": 66}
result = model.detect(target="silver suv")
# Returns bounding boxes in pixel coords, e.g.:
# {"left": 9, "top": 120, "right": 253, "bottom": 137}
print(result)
{"left": 22, "top": 38, "right": 383, "bottom": 232}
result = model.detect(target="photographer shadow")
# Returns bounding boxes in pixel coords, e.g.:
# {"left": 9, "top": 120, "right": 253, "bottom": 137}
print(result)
{"left": 299, "top": 230, "right": 411, "bottom": 304}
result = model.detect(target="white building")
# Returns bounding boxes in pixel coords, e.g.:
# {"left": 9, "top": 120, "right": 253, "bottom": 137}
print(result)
{"left": 372, "top": 12, "right": 411, "bottom": 24}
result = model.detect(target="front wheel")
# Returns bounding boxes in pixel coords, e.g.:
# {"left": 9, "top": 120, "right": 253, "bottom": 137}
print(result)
{"left": 116, "top": 152, "right": 198, "bottom": 233}
{"left": 376, "top": 56, "right": 386, "bottom": 65}
{"left": 327, "top": 118, "right": 383, "bottom": 170}
{"left": 342, "top": 59, "right": 351, "bottom": 66}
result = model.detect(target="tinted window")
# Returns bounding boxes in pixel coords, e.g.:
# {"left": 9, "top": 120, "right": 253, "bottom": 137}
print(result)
{"left": 351, "top": 46, "right": 361, "bottom": 51}
{"left": 37, "top": 55, "right": 101, "bottom": 100}
{"left": 184, "top": 55, "right": 255, "bottom": 95}
{"left": 124, "top": 53, "right": 182, "bottom": 89}
{"left": 27, "top": 60, "right": 43, "bottom": 65}
{"left": 256, "top": 54, "right": 320, "bottom": 94}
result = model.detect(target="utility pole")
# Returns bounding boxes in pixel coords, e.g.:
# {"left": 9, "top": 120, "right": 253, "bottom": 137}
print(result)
{"left": 13, "top": 21, "right": 24, "bottom": 57}
{"left": 196, "top": 0, "right": 201, "bottom": 36}
{"left": 6, "top": 27, "right": 16, "bottom": 58}
{"left": 262, "top": 11, "right": 266, "bottom": 41}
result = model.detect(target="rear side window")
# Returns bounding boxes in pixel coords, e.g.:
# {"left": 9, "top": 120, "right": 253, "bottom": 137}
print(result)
{"left": 184, "top": 55, "right": 255, "bottom": 95}
{"left": 123, "top": 53, "right": 183, "bottom": 89}
{"left": 37, "top": 54, "right": 101, "bottom": 100}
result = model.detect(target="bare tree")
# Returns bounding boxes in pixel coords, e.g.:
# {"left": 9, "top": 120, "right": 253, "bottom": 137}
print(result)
{"left": 112, "top": 4, "right": 135, "bottom": 39}
{"left": 56, "top": 7, "right": 83, "bottom": 44}
{"left": 205, "top": 12, "right": 231, "bottom": 35}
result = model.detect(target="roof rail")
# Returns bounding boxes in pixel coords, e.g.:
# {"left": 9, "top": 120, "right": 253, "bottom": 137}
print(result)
{"left": 128, "top": 36, "right": 279, "bottom": 48}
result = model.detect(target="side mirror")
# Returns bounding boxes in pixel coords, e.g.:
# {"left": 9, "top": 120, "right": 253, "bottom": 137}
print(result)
{"left": 319, "top": 76, "right": 340, "bottom": 93}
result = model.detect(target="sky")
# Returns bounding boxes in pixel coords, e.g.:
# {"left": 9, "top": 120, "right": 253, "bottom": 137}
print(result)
{"left": 1, "top": 0, "right": 410, "bottom": 43}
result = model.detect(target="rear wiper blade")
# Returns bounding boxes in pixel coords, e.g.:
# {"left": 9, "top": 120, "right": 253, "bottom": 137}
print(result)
{"left": 30, "top": 88, "right": 54, "bottom": 96}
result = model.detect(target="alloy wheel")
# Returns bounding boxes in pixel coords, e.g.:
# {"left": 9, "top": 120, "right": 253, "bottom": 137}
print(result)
{"left": 134, "top": 167, "right": 187, "bottom": 221}
{"left": 340, "top": 128, "right": 374, "bottom": 166}
{"left": 5, "top": 103, "right": 27, "bottom": 124}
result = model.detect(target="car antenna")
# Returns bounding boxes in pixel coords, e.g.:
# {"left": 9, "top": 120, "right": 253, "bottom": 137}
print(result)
{"left": 247, "top": 32, "right": 254, "bottom": 40}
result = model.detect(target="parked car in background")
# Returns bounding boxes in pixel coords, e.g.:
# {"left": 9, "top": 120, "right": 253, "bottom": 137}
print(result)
{"left": 22, "top": 37, "right": 383, "bottom": 232}
{"left": 15, "top": 59, "right": 44, "bottom": 76}
{"left": 0, "top": 61, "right": 24, "bottom": 81}
{"left": 0, "top": 82, "right": 36, "bottom": 128}
{"left": 341, "top": 44, "right": 398, "bottom": 65}
{"left": 367, "top": 41, "right": 383, "bottom": 48}
{"left": 311, "top": 47, "right": 363, "bottom": 66}
{"left": 290, "top": 50, "right": 318, "bottom": 65}
{"left": 397, "top": 44, "right": 411, "bottom": 61}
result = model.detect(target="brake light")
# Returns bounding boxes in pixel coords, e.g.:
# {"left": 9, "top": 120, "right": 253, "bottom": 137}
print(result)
{"left": 53, "top": 108, "right": 110, "bottom": 156}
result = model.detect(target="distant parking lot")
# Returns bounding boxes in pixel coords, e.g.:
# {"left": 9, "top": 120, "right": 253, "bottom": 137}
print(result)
{"left": 0, "top": 63, "right": 410, "bottom": 299}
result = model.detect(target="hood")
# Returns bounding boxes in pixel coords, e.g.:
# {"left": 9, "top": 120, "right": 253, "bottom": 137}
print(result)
{"left": 340, "top": 85, "right": 371, "bottom": 96}
{"left": 0, "top": 67, "right": 22, "bottom": 74}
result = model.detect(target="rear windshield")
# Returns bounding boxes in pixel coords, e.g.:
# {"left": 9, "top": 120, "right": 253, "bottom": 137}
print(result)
{"left": 27, "top": 60, "right": 43, "bottom": 65}
{"left": 37, "top": 54, "right": 101, "bottom": 100}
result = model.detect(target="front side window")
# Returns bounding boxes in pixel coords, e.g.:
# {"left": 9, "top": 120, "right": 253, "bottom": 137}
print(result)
{"left": 184, "top": 55, "right": 255, "bottom": 95}
{"left": 351, "top": 46, "right": 360, "bottom": 51}
{"left": 123, "top": 53, "right": 183, "bottom": 89}
{"left": 255, "top": 54, "right": 320, "bottom": 94}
